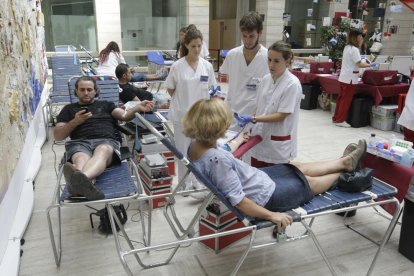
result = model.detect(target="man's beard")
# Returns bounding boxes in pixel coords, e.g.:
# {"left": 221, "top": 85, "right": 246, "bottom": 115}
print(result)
{"left": 244, "top": 37, "right": 259, "bottom": 50}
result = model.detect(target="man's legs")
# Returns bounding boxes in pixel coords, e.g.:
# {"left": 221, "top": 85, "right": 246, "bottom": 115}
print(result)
{"left": 72, "top": 143, "right": 114, "bottom": 181}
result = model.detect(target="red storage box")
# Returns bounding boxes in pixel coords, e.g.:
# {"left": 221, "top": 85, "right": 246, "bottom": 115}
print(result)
{"left": 310, "top": 62, "right": 334, "bottom": 74}
{"left": 218, "top": 73, "right": 228, "bottom": 83}
{"left": 362, "top": 70, "right": 398, "bottom": 86}
{"left": 135, "top": 151, "right": 175, "bottom": 176}
{"left": 138, "top": 166, "right": 172, "bottom": 189}
{"left": 398, "top": 93, "right": 407, "bottom": 114}
{"left": 199, "top": 203, "right": 251, "bottom": 253}
{"left": 143, "top": 183, "right": 171, "bottom": 209}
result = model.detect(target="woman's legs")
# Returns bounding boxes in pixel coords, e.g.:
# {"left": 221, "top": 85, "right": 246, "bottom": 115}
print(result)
{"left": 305, "top": 173, "right": 341, "bottom": 195}
{"left": 290, "top": 156, "right": 352, "bottom": 177}
{"left": 332, "top": 82, "right": 357, "bottom": 123}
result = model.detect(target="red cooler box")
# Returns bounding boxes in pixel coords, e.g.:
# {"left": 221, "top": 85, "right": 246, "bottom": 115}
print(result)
{"left": 310, "top": 62, "right": 334, "bottom": 74}
{"left": 199, "top": 203, "right": 251, "bottom": 253}
{"left": 362, "top": 70, "right": 398, "bottom": 86}
{"left": 142, "top": 182, "right": 171, "bottom": 209}
{"left": 136, "top": 151, "right": 175, "bottom": 176}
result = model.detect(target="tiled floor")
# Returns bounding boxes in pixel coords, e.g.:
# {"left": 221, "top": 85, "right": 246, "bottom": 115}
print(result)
{"left": 19, "top": 101, "right": 414, "bottom": 275}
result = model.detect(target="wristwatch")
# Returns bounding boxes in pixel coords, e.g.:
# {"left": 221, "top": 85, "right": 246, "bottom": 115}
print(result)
{"left": 252, "top": 116, "right": 257, "bottom": 124}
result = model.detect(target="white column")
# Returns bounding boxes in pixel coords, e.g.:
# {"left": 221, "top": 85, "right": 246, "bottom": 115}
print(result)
{"left": 94, "top": 0, "right": 122, "bottom": 50}
{"left": 256, "top": 0, "right": 285, "bottom": 47}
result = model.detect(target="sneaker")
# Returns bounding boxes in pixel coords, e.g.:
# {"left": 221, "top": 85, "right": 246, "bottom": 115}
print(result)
{"left": 155, "top": 68, "right": 168, "bottom": 80}
{"left": 71, "top": 171, "right": 105, "bottom": 200}
{"left": 348, "top": 139, "right": 367, "bottom": 171}
{"left": 342, "top": 143, "right": 358, "bottom": 157}
{"left": 335, "top": 121, "right": 351, "bottom": 128}
{"left": 63, "top": 163, "right": 77, "bottom": 195}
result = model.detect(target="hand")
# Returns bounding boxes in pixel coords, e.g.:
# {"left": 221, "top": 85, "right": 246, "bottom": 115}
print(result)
{"left": 137, "top": 100, "right": 155, "bottom": 112}
{"left": 233, "top": 113, "right": 253, "bottom": 127}
{"left": 74, "top": 109, "right": 92, "bottom": 124}
{"left": 369, "top": 62, "right": 378, "bottom": 70}
{"left": 269, "top": 212, "right": 293, "bottom": 231}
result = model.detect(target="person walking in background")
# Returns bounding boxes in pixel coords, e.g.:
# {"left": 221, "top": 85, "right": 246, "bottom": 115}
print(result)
{"left": 219, "top": 11, "right": 269, "bottom": 128}
{"left": 165, "top": 28, "right": 216, "bottom": 192}
{"left": 234, "top": 41, "right": 302, "bottom": 167}
{"left": 332, "top": 29, "right": 375, "bottom": 127}
{"left": 96, "top": 41, "right": 163, "bottom": 82}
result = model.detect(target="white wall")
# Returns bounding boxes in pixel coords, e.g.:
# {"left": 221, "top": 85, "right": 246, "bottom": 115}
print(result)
{"left": 381, "top": 1, "right": 414, "bottom": 56}
{"left": 94, "top": 0, "right": 122, "bottom": 51}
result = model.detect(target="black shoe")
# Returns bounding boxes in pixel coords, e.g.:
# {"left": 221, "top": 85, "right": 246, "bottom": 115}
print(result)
{"left": 63, "top": 163, "right": 78, "bottom": 196}
{"left": 71, "top": 171, "right": 105, "bottom": 200}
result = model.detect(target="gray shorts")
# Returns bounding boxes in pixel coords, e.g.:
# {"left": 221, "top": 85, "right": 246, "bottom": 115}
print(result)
{"left": 65, "top": 138, "right": 121, "bottom": 164}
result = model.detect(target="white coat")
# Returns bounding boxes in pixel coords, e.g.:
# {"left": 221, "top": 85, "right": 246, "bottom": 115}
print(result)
{"left": 251, "top": 70, "right": 302, "bottom": 164}
{"left": 220, "top": 45, "right": 269, "bottom": 116}
{"left": 398, "top": 81, "right": 414, "bottom": 131}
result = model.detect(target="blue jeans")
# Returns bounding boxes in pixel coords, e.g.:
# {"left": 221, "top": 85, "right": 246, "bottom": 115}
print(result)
{"left": 131, "top": 73, "right": 146, "bottom": 82}
{"left": 262, "top": 164, "right": 313, "bottom": 212}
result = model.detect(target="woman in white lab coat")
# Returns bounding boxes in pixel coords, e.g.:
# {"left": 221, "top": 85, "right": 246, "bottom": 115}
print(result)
{"left": 398, "top": 81, "right": 414, "bottom": 143}
{"left": 249, "top": 41, "right": 302, "bottom": 167}
{"left": 166, "top": 28, "right": 216, "bottom": 188}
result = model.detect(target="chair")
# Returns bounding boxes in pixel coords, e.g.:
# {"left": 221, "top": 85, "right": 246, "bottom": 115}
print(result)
{"left": 68, "top": 75, "right": 120, "bottom": 106}
{"left": 46, "top": 77, "right": 149, "bottom": 267}
{"left": 43, "top": 52, "right": 82, "bottom": 140}
{"left": 107, "top": 113, "right": 401, "bottom": 276}
{"left": 146, "top": 50, "right": 171, "bottom": 93}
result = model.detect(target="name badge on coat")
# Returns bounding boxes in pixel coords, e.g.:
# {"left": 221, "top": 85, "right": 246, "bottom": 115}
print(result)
{"left": 200, "top": 75, "right": 208, "bottom": 82}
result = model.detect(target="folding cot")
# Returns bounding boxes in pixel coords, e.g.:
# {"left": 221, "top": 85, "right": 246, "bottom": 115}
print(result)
{"left": 106, "top": 113, "right": 401, "bottom": 276}
{"left": 145, "top": 50, "right": 171, "bottom": 93}
{"left": 46, "top": 76, "right": 149, "bottom": 266}
{"left": 43, "top": 54, "right": 82, "bottom": 140}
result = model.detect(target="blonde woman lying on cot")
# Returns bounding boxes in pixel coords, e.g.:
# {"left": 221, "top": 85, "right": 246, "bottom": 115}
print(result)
{"left": 183, "top": 99, "right": 367, "bottom": 230}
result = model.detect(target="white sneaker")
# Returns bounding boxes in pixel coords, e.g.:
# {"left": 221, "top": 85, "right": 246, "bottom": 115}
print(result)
{"left": 335, "top": 121, "right": 351, "bottom": 128}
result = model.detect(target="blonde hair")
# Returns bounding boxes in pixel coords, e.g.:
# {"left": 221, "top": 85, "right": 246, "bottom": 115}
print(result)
{"left": 183, "top": 99, "right": 232, "bottom": 144}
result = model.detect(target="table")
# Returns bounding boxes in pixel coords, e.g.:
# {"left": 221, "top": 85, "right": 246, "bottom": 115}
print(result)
{"left": 290, "top": 70, "right": 320, "bottom": 85}
{"left": 317, "top": 75, "right": 410, "bottom": 106}
{"left": 361, "top": 152, "right": 413, "bottom": 214}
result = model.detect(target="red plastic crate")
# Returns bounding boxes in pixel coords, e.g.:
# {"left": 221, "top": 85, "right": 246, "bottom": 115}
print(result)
{"left": 143, "top": 183, "right": 171, "bottom": 209}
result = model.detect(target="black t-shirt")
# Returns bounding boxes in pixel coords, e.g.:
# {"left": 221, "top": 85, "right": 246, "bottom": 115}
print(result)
{"left": 56, "top": 101, "right": 118, "bottom": 140}
{"left": 119, "top": 83, "right": 153, "bottom": 103}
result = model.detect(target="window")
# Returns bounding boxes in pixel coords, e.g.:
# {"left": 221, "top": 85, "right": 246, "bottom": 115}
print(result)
{"left": 42, "top": 0, "right": 97, "bottom": 52}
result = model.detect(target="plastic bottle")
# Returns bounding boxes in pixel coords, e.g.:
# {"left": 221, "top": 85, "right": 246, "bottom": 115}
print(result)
{"left": 400, "top": 148, "right": 414, "bottom": 167}
{"left": 368, "top": 133, "right": 377, "bottom": 151}
{"left": 389, "top": 134, "right": 396, "bottom": 148}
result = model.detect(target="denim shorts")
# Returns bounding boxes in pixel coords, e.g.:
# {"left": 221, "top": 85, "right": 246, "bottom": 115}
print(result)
{"left": 65, "top": 138, "right": 121, "bottom": 164}
{"left": 262, "top": 164, "right": 313, "bottom": 212}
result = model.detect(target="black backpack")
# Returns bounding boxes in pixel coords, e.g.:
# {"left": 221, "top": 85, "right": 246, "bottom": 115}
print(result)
{"left": 89, "top": 204, "right": 128, "bottom": 234}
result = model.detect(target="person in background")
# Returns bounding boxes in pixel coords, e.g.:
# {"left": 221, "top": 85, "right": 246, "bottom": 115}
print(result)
{"left": 176, "top": 27, "right": 187, "bottom": 59}
{"left": 96, "top": 41, "right": 163, "bottom": 82}
{"left": 398, "top": 81, "right": 414, "bottom": 143}
{"left": 54, "top": 76, "right": 154, "bottom": 200}
{"left": 332, "top": 29, "right": 376, "bottom": 127}
{"left": 165, "top": 28, "right": 216, "bottom": 192}
{"left": 115, "top": 63, "right": 170, "bottom": 109}
{"left": 177, "top": 24, "right": 210, "bottom": 60}
{"left": 219, "top": 11, "right": 269, "bottom": 129}
{"left": 234, "top": 41, "right": 302, "bottom": 167}
{"left": 184, "top": 99, "right": 367, "bottom": 231}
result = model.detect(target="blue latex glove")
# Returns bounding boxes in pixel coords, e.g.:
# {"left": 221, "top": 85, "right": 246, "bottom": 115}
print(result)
{"left": 233, "top": 113, "right": 253, "bottom": 127}
{"left": 209, "top": 85, "right": 216, "bottom": 96}
{"left": 370, "top": 62, "right": 378, "bottom": 70}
